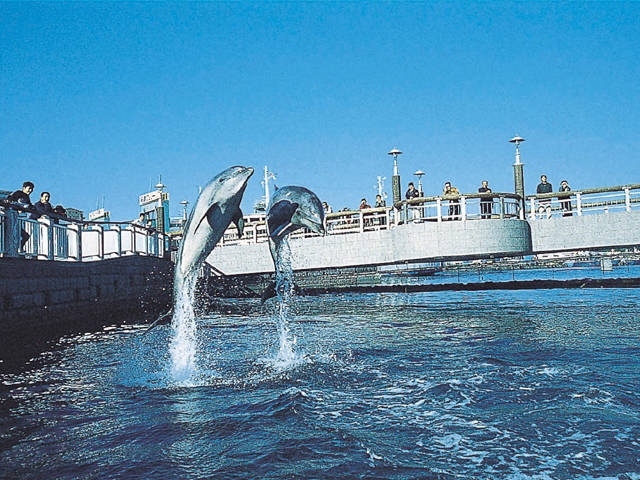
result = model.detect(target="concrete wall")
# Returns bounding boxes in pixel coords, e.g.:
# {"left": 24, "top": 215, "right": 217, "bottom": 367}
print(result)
{"left": 208, "top": 218, "right": 532, "bottom": 275}
{"left": 209, "top": 210, "right": 640, "bottom": 276}
{"left": 0, "top": 256, "right": 173, "bottom": 343}
{"left": 530, "top": 210, "right": 640, "bottom": 253}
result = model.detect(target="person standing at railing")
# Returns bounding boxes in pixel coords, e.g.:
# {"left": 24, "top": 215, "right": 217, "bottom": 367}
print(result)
{"left": 559, "top": 180, "right": 572, "bottom": 217}
{"left": 478, "top": 180, "right": 493, "bottom": 219}
{"left": 360, "top": 198, "right": 372, "bottom": 227}
{"left": 405, "top": 182, "right": 420, "bottom": 200}
{"left": 52, "top": 205, "right": 67, "bottom": 224}
{"left": 443, "top": 181, "right": 461, "bottom": 220}
{"left": 406, "top": 182, "right": 420, "bottom": 221}
{"left": 7, "top": 181, "right": 35, "bottom": 249}
{"left": 536, "top": 175, "right": 553, "bottom": 219}
{"left": 30, "top": 191, "right": 54, "bottom": 220}
{"left": 375, "top": 194, "right": 387, "bottom": 225}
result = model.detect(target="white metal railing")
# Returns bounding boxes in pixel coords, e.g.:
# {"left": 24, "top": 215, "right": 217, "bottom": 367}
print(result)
{"left": 217, "top": 192, "right": 523, "bottom": 247}
{"left": 217, "top": 184, "right": 640, "bottom": 247}
{"left": 527, "top": 184, "right": 640, "bottom": 220}
{"left": 0, "top": 203, "right": 167, "bottom": 261}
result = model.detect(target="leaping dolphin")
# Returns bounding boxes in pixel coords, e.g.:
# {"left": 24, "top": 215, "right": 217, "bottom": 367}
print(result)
{"left": 147, "top": 165, "right": 254, "bottom": 330}
{"left": 267, "top": 185, "right": 326, "bottom": 240}
{"left": 176, "top": 166, "right": 254, "bottom": 285}
{"left": 263, "top": 185, "right": 326, "bottom": 302}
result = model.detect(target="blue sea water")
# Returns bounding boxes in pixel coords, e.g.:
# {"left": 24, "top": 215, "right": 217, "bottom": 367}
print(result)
{"left": 1, "top": 283, "right": 639, "bottom": 479}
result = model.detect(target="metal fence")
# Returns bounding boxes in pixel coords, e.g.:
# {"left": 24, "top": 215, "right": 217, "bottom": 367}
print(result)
{"left": 527, "top": 184, "right": 640, "bottom": 220}
{"left": 216, "top": 184, "right": 640, "bottom": 247}
{"left": 0, "top": 205, "right": 167, "bottom": 261}
{"left": 218, "top": 192, "right": 523, "bottom": 246}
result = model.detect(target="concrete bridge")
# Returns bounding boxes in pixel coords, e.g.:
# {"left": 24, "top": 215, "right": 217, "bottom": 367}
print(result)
{"left": 208, "top": 184, "right": 640, "bottom": 276}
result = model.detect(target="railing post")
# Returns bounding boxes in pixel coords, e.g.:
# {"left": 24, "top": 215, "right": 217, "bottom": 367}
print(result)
{"left": 576, "top": 192, "right": 582, "bottom": 216}
{"left": 114, "top": 225, "right": 122, "bottom": 257}
{"left": 460, "top": 196, "right": 467, "bottom": 222}
{"left": 499, "top": 196, "right": 505, "bottom": 219}
{"left": 39, "top": 217, "right": 54, "bottom": 260}
{"left": 68, "top": 223, "right": 82, "bottom": 261}
{"left": 97, "top": 225, "right": 105, "bottom": 260}
{"left": 436, "top": 198, "right": 442, "bottom": 222}
{"left": 625, "top": 188, "right": 631, "bottom": 212}
{"left": 4, "top": 209, "right": 20, "bottom": 258}
{"left": 529, "top": 198, "right": 536, "bottom": 220}
{"left": 359, "top": 211, "right": 364, "bottom": 233}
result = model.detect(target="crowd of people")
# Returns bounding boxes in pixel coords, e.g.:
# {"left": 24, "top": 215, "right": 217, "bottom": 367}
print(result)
{"left": 322, "top": 174, "right": 573, "bottom": 222}
{"left": 2, "top": 180, "right": 68, "bottom": 249}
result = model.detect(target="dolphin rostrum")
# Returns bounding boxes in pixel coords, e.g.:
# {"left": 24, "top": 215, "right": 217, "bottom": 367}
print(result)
{"left": 147, "top": 165, "right": 254, "bottom": 330}
{"left": 263, "top": 185, "right": 326, "bottom": 302}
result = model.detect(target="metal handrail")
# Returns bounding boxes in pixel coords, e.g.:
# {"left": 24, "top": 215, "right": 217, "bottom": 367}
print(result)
{"left": 0, "top": 202, "right": 167, "bottom": 261}
{"left": 526, "top": 184, "right": 640, "bottom": 219}
{"left": 218, "top": 192, "right": 523, "bottom": 246}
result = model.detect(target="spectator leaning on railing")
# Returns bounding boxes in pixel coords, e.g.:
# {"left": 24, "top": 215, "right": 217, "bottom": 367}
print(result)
{"left": 30, "top": 191, "right": 54, "bottom": 220}
{"left": 7, "top": 181, "right": 35, "bottom": 249}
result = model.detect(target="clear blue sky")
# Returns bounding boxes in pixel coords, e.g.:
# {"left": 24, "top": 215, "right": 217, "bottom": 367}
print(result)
{"left": 2, "top": 2, "right": 639, "bottom": 220}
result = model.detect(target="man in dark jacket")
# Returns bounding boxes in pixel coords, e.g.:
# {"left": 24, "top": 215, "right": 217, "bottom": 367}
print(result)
{"left": 31, "top": 191, "right": 54, "bottom": 220}
{"left": 7, "top": 181, "right": 35, "bottom": 249}
{"left": 536, "top": 174, "right": 553, "bottom": 219}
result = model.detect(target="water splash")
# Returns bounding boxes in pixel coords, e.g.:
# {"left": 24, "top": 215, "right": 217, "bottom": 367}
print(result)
{"left": 169, "top": 274, "right": 200, "bottom": 384}
{"left": 270, "top": 237, "right": 306, "bottom": 371}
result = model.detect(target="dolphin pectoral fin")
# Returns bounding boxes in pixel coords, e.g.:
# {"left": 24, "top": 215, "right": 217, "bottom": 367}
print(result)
{"left": 267, "top": 200, "right": 299, "bottom": 238}
{"left": 233, "top": 208, "right": 245, "bottom": 237}
{"left": 191, "top": 202, "right": 222, "bottom": 235}
{"left": 144, "top": 308, "right": 174, "bottom": 333}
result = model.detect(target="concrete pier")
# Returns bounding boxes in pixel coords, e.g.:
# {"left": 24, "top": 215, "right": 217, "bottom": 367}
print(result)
{"left": 0, "top": 256, "right": 173, "bottom": 349}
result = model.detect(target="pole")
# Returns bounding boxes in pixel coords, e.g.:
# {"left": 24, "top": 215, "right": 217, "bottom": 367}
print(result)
{"left": 510, "top": 136, "right": 526, "bottom": 216}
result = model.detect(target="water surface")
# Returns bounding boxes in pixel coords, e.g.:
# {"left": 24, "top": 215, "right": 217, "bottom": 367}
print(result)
{"left": 1, "top": 287, "right": 639, "bottom": 479}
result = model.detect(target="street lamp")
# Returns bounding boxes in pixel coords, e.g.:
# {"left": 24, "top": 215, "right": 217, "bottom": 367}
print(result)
{"left": 388, "top": 148, "right": 403, "bottom": 204}
{"left": 509, "top": 135, "right": 525, "bottom": 165}
{"left": 414, "top": 170, "right": 425, "bottom": 196}
{"left": 509, "top": 135, "right": 526, "bottom": 214}
{"left": 180, "top": 200, "right": 189, "bottom": 223}
{"left": 154, "top": 176, "right": 167, "bottom": 234}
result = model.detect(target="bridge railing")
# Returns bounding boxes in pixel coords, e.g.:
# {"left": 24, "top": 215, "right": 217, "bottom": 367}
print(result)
{"left": 217, "top": 192, "right": 523, "bottom": 246}
{"left": 526, "top": 184, "right": 640, "bottom": 220}
{"left": 0, "top": 203, "right": 167, "bottom": 261}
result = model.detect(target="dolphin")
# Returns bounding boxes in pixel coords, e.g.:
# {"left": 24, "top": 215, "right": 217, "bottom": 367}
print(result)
{"left": 147, "top": 165, "right": 254, "bottom": 330}
{"left": 267, "top": 185, "right": 326, "bottom": 240}
{"left": 262, "top": 185, "right": 326, "bottom": 302}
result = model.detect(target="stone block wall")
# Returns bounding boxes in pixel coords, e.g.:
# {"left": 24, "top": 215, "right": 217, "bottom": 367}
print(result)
{"left": 0, "top": 256, "right": 173, "bottom": 345}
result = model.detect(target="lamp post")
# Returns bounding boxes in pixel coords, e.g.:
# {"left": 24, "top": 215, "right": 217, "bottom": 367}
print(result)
{"left": 509, "top": 135, "right": 526, "bottom": 214}
{"left": 154, "top": 178, "right": 167, "bottom": 234}
{"left": 414, "top": 170, "right": 425, "bottom": 196}
{"left": 388, "top": 148, "right": 402, "bottom": 205}
{"left": 180, "top": 200, "right": 189, "bottom": 223}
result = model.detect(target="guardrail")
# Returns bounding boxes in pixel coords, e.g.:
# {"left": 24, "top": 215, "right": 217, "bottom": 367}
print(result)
{"left": 0, "top": 203, "right": 167, "bottom": 261}
{"left": 218, "top": 192, "right": 523, "bottom": 246}
{"left": 527, "top": 184, "right": 640, "bottom": 220}
{"left": 217, "top": 184, "right": 640, "bottom": 247}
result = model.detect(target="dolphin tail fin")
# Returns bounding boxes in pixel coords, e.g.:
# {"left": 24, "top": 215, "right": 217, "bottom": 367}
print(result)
{"left": 260, "top": 281, "right": 304, "bottom": 303}
{"left": 261, "top": 281, "right": 277, "bottom": 304}
{"left": 144, "top": 308, "right": 174, "bottom": 333}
